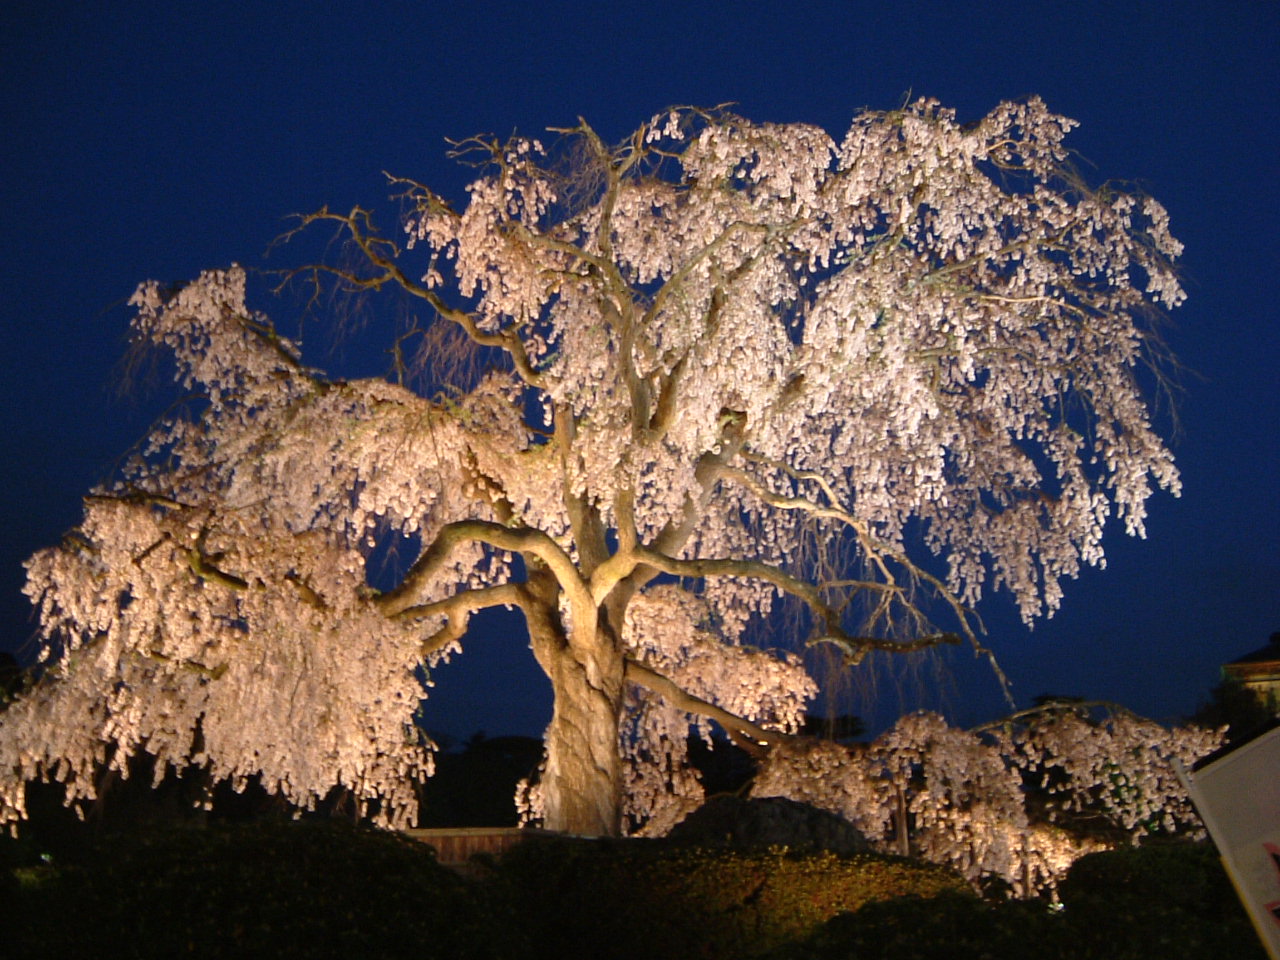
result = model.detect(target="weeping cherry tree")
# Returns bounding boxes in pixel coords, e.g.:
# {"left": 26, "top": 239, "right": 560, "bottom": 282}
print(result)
{"left": 0, "top": 98, "right": 1185, "bottom": 837}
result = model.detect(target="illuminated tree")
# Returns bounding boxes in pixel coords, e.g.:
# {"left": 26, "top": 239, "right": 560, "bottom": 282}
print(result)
{"left": 0, "top": 98, "right": 1185, "bottom": 836}
{"left": 752, "top": 706, "right": 1221, "bottom": 896}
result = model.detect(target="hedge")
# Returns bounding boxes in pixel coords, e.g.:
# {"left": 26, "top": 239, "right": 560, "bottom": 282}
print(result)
{"left": 6, "top": 822, "right": 1260, "bottom": 960}
{"left": 493, "top": 836, "right": 967, "bottom": 959}
{"left": 766, "top": 841, "right": 1265, "bottom": 960}
{"left": 5, "top": 819, "right": 522, "bottom": 960}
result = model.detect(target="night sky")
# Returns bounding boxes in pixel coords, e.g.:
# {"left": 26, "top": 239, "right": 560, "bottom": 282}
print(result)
{"left": 1, "top": 1, "right": 1275, "bottom": 741}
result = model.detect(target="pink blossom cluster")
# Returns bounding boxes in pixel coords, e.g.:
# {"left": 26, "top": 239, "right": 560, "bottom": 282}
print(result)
{"left": 1, "top": 99, "right": 1186, "bottom": 836}
{"left": 752, "top": 707, "right": 1222, "bottom": 896}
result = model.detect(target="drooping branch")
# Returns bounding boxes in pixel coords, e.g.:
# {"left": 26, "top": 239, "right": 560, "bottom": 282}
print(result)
{"left": 966, "top": 698, "right": 1150, "bottom": 735}
{"left": 624, "top": 659, "right": 792, "bottom": 757}
{"left": 722, "top": 457, "right": 1009, "bottom": 694}
{"left": 631, "top": 545, "right": 961, "bottom": 663}
{"left": 280, "top": 207, "right": 547, "bottom": 387}
{"left": 723, "top": 458, "right": 899, "bottom": 587}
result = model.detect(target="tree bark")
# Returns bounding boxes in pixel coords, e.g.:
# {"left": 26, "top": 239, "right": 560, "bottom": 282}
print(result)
{"left": 524, "top": 577, "right": 626, "bottom": 836}
{"left": 539, "top": 643, "right": 625, "bottom": 835}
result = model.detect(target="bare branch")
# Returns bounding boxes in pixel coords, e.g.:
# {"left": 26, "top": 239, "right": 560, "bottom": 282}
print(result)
{"left": 186, "top": 548, "right": 248, "bottom": 591}
{"left": 631, "top": 544, "right": 959, "bottom": 664}
{"left": 279, "top": 207, "right": 547, "bottom": 387}
{"left": 721, "top": 458, "right": 1003, "bottom": 684}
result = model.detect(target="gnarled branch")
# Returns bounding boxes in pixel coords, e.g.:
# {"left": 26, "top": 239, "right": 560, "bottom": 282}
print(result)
{"left": 624, "top": 659, "right": 792, "bottom": 758}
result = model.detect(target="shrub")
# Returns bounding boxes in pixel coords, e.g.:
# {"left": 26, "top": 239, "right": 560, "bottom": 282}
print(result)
{"left": 13, "top": 822, "right": 1251, "bottom": 960}
{"left": 763, "top": 891, "right": 1064, "bottom": 959}
{"left": 6, "top": 818, "right": 520, "bottom": 960}
{"left": 771, "top": 840, "right": 1266, "bottom": 960}
{"left": 1055, "top": 841, "right": 1264, "bottom": 960}
{"left": 493, "top": 836, "right": 966, "bottom": 960}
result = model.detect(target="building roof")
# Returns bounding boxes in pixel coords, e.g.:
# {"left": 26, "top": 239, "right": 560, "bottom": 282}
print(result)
{"left": 1226, "top": 633, "right": 1280, "bottom": 668}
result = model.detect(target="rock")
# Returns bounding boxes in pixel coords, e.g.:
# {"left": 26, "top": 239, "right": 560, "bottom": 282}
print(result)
{"left": 667, "top": 795, "right": 872, "bottom": 856}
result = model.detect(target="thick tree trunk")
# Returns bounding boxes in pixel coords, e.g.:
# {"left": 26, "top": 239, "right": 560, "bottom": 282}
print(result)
{"left": 539, "top": 644, "right": 625, "bottom": 836}
{"left": 524, "top": 577, "right": 626, "bottom": 836}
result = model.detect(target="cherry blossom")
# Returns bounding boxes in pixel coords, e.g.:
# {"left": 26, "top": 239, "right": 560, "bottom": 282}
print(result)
{"left": 1, "top": 99, "right": 1185, "bottom": 837}
{"left": 753, "top": 706, "right": 1222, "bottom": 896}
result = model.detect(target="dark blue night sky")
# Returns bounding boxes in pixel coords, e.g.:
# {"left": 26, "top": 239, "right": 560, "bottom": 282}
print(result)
{"left": 1, "top": 1, "right": 1276, "bottom": 740}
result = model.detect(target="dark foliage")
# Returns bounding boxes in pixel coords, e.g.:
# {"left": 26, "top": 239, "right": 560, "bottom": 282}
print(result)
{"left": 1054, "top": 842, "right": 1264, "bottom": 959}
{"left": 493, "top": 835, "right": 964, "bottom": 960}
{"left": 687, "top": 729, "right": 757, "bottom": 795}
{"left": 763, "top": 891, "right": 1065, "bottom": 959}
{"left": 800, "top": 714, "right": 866, "bottom": 741}
{"left": 415, "top": 734, "right": 543, "bottom": 827}
{"left": 767, "top": 841, "right": 1264, "bottom": 960}
{"left": 0, "top": 651, "right": 24, "bottom": 705}
{"left": 1191, "top": 678, "right": 1276, "bottom": 745}
{"left": 4, "top": 819, "right": 522, "bottom": 960}
{"left": 3, "top": 819, "right": 1261, "bottom": 960}
{"left": 667, "top": 795, "right": 873, "bottom": 856}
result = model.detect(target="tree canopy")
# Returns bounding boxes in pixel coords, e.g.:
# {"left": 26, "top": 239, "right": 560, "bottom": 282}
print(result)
{"left": 0, "top": 98, "right": 1185, "bottom": 836}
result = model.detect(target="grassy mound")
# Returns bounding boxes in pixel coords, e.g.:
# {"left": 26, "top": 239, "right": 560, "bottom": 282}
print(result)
{"left": 1054, "top": 842, "right": 1264, "bottom": 960}
{"left": 765, "top": 891, "right": 1064, "bottom": 959}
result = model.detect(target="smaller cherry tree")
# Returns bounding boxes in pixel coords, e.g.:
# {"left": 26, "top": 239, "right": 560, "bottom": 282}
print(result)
{"left": 752, "top": 705, "right": 1222, "bottom": 896}
{"left": 1004, "top": 704, "right": 1217, "bottom": 839}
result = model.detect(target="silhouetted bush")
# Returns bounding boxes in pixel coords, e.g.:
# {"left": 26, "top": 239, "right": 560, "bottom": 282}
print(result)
{"left": 8, "top": 819, "right": 1259, "bottom": 960}
{"left": 1055, "top": 841, "right": 1263, "bottom": 959}
{"left": 768, "top": 840, "right": 1265, "bottom": 960}
{"left": 6, "top": 818, "right": 522, "bottom": 960}
{"left": 763, "top": 890, "right": 1064, "bottom": 959}
{"left": 493, "top": 836, "right": 966, "bottom": 960}
{"left": 416, "top": 734, "right": 543, "bottom": 827}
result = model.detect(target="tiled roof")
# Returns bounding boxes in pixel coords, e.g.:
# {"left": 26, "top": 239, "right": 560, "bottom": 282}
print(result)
{"left": 1226, "top": 634, "right": 1280, "bottom": 667}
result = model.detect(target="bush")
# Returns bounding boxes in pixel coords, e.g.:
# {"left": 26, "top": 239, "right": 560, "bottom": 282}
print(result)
{"left": 7, "top": 825, "right": 966, "bottom": 960}
{"left": 492, "top": 836, "right": 967, "bottom": 960}
{"left": 6, "top": 818, "right": 521, "bottom": 960}
{"left": 770, "top": 840, "right": 1266, "bottom": 960}
{"left": 12, "top": 821, "right": 1254, "bottom": 960}
{"left": 763, "top": 891, "right": 1064, "bottom": 960}
{"left": 1055, "top": 842, "right": 1264, "bottom": 960}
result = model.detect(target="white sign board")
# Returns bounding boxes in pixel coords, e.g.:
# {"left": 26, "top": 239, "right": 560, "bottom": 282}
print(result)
{"left": 1182, "top": 725, "right": 1280, "bottom": 960}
